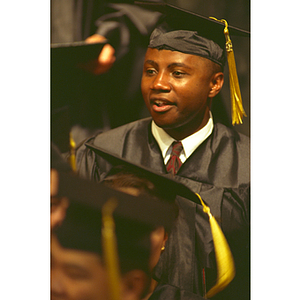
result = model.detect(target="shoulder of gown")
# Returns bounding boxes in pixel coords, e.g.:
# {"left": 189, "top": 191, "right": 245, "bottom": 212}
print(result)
{"left": 75, "top": 117, "right": 152, "bottom": 179}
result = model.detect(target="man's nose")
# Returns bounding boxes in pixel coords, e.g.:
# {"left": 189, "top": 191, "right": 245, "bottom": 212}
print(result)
{"left": 151, "top": 72, "right": 171, "bottom": 92}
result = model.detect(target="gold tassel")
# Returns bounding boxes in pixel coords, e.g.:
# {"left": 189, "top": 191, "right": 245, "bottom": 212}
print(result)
{"left": 68, "top": 132, "right": 77, "bottom": 172}
{"left": 210, "top": 17, "right": 247, "bottom": 125}
{"left": 102, "top": 198, "right": 121, "bottom": 300}
{"left": 195, "top": 193, "right": 236, "bottom": 298}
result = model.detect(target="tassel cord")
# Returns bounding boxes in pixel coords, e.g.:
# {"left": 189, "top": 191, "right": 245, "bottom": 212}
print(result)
{"left": 195, "top": 193, "right": 236, "bottom": 298}
{"left": 209, "top": 17, "right": 247, "bottom": 125}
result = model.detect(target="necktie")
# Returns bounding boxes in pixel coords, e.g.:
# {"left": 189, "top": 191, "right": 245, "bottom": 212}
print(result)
{"left": 166, "top": 141, "right": 183, "bottom": 175}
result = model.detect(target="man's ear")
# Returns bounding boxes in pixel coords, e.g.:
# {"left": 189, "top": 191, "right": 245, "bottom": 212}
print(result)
{"left": 121, "top": 269, "right": 149, "bottom": 300}
{"left": 208, "top": 72, "right": 224, "bottom": 98}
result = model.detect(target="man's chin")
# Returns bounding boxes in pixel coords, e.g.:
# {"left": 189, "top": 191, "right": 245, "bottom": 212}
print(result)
{"left": 153, "top": 119, "right": 174, "bottom": 130}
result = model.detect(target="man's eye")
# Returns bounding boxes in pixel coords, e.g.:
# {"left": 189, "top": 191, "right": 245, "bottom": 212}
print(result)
{"left": 173, "top": 71, "right": 185, "bottom": 77}
{"left": 145, "top": 69, "right": 156, "bottom": 75}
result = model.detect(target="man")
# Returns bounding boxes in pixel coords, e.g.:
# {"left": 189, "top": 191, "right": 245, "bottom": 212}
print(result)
{"left": 51, "top": 169, "right": 179, "bottom": 300}
{"left": 75, "top": 4, "right": 249, "bottom": 299}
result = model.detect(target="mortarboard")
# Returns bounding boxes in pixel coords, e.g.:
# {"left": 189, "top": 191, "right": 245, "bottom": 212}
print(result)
{"left": 85, "top": 142, "right": 201, "bottom": 205}
{"left": 55, "top": 170, "right": 178, "bottom": 233}
{"left": 134, "top": 1, "right": 249, "bottom": 46}
{"left": 135, "top": 1, "right": 249, "bottom": 125}
{"left": 84, "top": 142, "right": 237, "bottom": 298}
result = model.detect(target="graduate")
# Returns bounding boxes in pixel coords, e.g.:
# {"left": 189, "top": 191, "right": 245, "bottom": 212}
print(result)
{"left": 51, "top": 166, "right": 179, "bottom": 300}
{"left": 74, "top": 3, "right": 250, "bottom": 299}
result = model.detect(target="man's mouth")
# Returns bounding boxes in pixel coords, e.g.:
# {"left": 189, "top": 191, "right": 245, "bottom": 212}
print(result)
{"left": 151, "top": 98, "right": 174, "bottom": 113}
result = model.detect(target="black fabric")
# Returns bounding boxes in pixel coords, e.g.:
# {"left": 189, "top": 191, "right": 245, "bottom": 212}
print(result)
{"left": 75, "top": 117, "right": 250, "bottom": 300}
{"left": 149, "top": 283, "right": 206, "bottom": 300}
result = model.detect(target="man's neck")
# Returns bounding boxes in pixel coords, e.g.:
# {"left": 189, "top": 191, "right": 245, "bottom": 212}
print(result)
{"left": 151, "top": 111, "right": 214, "bottom": 164}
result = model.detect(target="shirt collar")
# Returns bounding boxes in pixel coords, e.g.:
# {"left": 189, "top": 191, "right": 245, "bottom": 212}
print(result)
{"left": 151, "top": 112, "right": 214, "bottom": 163}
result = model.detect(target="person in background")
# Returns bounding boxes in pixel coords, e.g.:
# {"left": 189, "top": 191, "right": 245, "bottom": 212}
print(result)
{"left": 51, "top": 168, "right": 179, "bottom": 300}
{"left": 51, "top": 2, "right": 162, "bottom": 144}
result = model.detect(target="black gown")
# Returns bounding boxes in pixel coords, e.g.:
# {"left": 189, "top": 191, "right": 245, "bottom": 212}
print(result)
{"left": 76, "top": 117, "right": 250, "bottom": 300}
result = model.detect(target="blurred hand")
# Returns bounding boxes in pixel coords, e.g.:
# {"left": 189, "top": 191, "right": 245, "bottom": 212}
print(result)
{"left": 81, "top": 34, "right": 116, "bottom": 75}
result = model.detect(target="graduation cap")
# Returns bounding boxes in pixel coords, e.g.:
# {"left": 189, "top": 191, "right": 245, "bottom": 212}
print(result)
{"left": 55, "top": 170, "right": 178, "bottom": 232}
{"left": 135, "top": 1, "right": 249, "bottom": 125}
{"left": 85, "top": 142, "right": 201, "bottom": 205}
{"left": 84, "top": 142, "right": 236, "bottom": 298}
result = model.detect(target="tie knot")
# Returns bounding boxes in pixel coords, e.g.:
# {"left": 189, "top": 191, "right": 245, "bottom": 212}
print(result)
{"left": 170, "top": 141, "right": 183, "bottom": 156}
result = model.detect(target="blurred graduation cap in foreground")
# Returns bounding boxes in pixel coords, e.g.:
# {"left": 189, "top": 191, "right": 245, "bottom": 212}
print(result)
{"left": 85, "top": 142, "right": 201, "bottom": 205}
{"left": 55, "top": 170, "right": 178, "bottom": 233}
{"left": 135, "top": 0, "right": 249, "bottom": 125}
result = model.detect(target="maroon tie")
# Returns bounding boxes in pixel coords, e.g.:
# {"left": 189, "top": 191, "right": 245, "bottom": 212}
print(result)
{"left": 166, "top": 141, "right": 183, "bottom": 175}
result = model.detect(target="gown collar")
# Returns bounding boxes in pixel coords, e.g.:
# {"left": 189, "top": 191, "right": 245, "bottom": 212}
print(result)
{"left": 151, "top": 112, "right": 214, "bottom": 164}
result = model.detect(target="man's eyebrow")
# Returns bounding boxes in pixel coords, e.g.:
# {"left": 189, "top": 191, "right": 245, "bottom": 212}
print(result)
{"left": 144, "top": 60, "right": 158, "bottom": 67}
{"left": 144, "top": 60, "right": 192, "bottom": 69}
{"left": 145, "top": 59, "right": 192, "bottom": 70}
{"left": 167, "top": 62, "right": 192, "bottom": 69}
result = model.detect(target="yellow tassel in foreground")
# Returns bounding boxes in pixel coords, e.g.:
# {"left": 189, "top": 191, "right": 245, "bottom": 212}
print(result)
{"left": 196, "top": 193, "right": 235, "bottom": 298}
{"left": 210, "top": 17, "right": 247, "bottom": 125}
{"left": 102, "top": 198, "right": 121, "bottom": 300}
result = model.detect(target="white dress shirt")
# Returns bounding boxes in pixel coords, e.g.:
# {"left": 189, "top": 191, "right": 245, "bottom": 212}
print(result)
{"left": 151, "top": 112, "right": 214, "bottom": 165}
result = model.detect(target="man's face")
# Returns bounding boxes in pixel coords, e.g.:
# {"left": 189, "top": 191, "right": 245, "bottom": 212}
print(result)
{"left": 141, "top": 48, "right": 221, "bottom": 140}
{"left": 51, "top": 235, "right": 110, "bottom": 300}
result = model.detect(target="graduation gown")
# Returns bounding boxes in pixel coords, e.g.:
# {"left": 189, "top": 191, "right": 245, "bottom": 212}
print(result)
{"left": 76, "top": 117, "right": 250, "bottom": 300}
